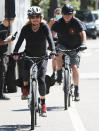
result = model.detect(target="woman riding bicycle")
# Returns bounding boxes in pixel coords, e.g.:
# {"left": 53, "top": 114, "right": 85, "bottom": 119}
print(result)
{"left": 13, "top": 6, "right": 55, "bottom": 117}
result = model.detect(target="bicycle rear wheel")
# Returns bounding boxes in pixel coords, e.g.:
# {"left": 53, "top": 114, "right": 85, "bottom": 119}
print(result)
{"left": 63, "top": 69, "right": 70, "bottom": 110}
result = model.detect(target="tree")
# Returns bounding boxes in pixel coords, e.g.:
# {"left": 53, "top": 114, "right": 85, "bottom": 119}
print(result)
{"left": 48, "top": 0, "right": 58, "bottom": 19}
{"left": 80, "top": 0, "right": 88, "bottom": 10}
{"left": 80, "top": 0, "right": 95, "bottom": 10}
{"left": 32, "top": 0, "right": 41, "bottom": 6}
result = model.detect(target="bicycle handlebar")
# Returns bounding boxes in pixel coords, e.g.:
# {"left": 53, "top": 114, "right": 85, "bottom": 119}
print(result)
{"left": 25, "top": 55, "right": 50, "bottom": 62}
{"left": 56, "top": 45, "right": 87, "bottom": 54}
{"left": 13, "top": 51, "right": 53, "bottom": 61}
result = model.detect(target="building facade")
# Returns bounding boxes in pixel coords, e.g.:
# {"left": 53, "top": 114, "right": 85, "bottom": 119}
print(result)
{"left": 0, "top": 0, "right": 31, "bottom": 53}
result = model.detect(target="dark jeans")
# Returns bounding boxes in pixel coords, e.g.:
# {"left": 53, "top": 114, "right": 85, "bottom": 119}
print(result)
{"left": 23, "top": 57, "right": 48, "bottom": 96}
{"left": 0, "top": 56, "right": 7, "bottom": 96}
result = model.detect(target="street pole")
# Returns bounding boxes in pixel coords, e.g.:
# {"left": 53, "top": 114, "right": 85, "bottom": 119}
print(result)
{"left": 95, "top": 0, "right": 99, "bottom": 10}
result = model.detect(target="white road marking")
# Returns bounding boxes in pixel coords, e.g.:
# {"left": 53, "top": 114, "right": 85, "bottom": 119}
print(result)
{"left": 80, "top": 72, "right": 99, "bottom": 79}
{"left": 68, "top": 102, "right": 87, "bottom": 131}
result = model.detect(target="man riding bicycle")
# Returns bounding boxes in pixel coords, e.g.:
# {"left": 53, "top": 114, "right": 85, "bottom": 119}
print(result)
{"left": 51, "top": 3, "right": 87, "bottom": 101}
{"left": 13, "top": 6, "right": 55, "bottom": 116}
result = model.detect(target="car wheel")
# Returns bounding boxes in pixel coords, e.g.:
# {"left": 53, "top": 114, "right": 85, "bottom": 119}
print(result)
{"left": 92, "top": 35, "right": 97, "bottom": 39}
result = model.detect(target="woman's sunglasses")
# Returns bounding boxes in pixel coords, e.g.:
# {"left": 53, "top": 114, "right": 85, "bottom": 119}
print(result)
{"left": 30, "top": 15, "right": 41, "bottom": 19}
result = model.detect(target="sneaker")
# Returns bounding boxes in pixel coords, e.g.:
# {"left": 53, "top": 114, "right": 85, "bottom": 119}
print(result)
{"left": 57, "top": 69, "right": 62, "bottom": 85}
{"left": 41, "top": 104, "right": 47, "bottom": 117}
{"left": 0, "top": 95, "right": 10, "bottom": 100}
{"left": 74, "top": 86, "right": 80, "bottom": 101}
{"left": 50, "top": 72, "right": 56, "bottom": 86}
{"left": 75, "top": 95, "right": 80, "bottom": 101}
{"left": 74, "top": 93, "right": 80, "bottom": 101}
{"left": 58, "top": 82, "right": 62, "bottom": 85}
{"left": 21, "top": 88, "right": 28, "bottom": 100}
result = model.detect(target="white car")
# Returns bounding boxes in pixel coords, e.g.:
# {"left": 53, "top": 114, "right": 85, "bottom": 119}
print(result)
{"left": 92, "top": 10, "right": 99, "bottom": 35}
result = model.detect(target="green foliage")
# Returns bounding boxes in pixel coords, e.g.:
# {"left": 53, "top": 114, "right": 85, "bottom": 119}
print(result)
{"left": 58, "top": 0, "right": 80, "bottom": 10}
{"left": 58, "top": 0, "right": 65, "bottom": 7}
{"left": 70, "top": 0, "right": 80, "bottom": 10}
{"left": 31, "top": 0, "right": 32, "bottom": 6}
{"left": 39, "top": 0, "right": 50, "bottom": 19}
{"left": 88, "top": 0, "right": 95, "bottom": 10}
{"left": 89, "top": 0, "right": 95, "bottom": 5}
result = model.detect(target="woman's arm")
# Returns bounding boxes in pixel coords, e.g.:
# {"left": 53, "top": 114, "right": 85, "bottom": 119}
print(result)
{"left": 13, "top": 27, "right": 25, "bottom": 53}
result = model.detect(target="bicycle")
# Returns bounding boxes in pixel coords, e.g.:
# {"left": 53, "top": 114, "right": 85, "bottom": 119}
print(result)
{"left": 16, "top": 53, "right": 50, "bottom": 130}
{"left": 56, "top": 45, "right": 87, "bottom": 110}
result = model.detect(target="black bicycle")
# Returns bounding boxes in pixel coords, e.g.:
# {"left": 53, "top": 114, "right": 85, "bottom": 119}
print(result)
{"left": 57, "top": 45, "right": 87, "bottom": 110}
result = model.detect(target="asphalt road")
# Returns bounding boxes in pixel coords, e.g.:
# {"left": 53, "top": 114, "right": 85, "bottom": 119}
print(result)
{"left": 0, "top": 38, "right": 99, "bottom": 131}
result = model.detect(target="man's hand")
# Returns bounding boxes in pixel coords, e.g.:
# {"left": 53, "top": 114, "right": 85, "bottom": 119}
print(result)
{"left": 13, "top": 52, "right": 19, "bottom": 60}
{"left": 0, "top": 39, "right": 12, "bottom": 45}
{"left": 50, "top": 51, "right": 56, "bottom": 59}
{"left": 79, "top": 44, "right": 87, "bottom": 51}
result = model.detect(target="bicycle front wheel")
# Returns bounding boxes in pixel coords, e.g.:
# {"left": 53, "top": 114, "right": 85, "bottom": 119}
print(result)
{"left": 30, "top": 81, "right": 37, "bottom": 130}
{"left": 63, "top": 69, "right": 70, "bottom": 110}
{"left": 31, "top": 88, "right": 35, "bottom": 130}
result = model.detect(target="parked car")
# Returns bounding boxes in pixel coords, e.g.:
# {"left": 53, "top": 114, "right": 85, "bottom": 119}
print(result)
{"left": 92, "top": 10, "right": 99, "bottom": 35}
{"left": 75, "top": 10, "right": 97, "bottom": 39}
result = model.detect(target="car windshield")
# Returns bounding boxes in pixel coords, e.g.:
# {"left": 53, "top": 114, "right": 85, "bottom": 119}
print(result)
{"left": 76, "top": 11, "right": 93, "bottom": 22}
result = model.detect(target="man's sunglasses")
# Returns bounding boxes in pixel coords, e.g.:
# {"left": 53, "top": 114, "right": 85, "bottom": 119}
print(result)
{"left": 63, "top": 13, "right": 73, "bottom": 15}
{"left": 30, "top": 15, "right": 41, "bottom": 19}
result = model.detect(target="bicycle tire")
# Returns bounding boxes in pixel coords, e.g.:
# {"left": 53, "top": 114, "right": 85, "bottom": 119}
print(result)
{"left": 31, "top": 88, "right": 35, "bottom": 130}
{"left": 30, "top": 81, "right": 37, "bottom": 130}
{"left": 34, "top": 81, "right": 38, "bottom": 126}
{"left": 68, "top": 76, "right": 71, "bottom": 107}
{"left": 63, "top": 69, "right": 70, "bottom": 110}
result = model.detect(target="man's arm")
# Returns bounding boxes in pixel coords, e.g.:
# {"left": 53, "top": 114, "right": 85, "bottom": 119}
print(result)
{"left": 0, "top": 31, "right": 18, "bottom": 45}
{"left": 79, "top": 30, "right": 86, "bottom": 44}
{"left": 0, "top": 39, "right": 12, "bottom": 45}
{"left": 45, "top": 24, "right": 55, "bottom": 51}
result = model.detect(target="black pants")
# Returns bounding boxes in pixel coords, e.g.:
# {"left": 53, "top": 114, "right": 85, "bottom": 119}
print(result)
{"left": 0, "top": 56, "right": 7, "bottom": 96}
{"left": 23, "top": 57, "right": 48, "bottom": 96}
